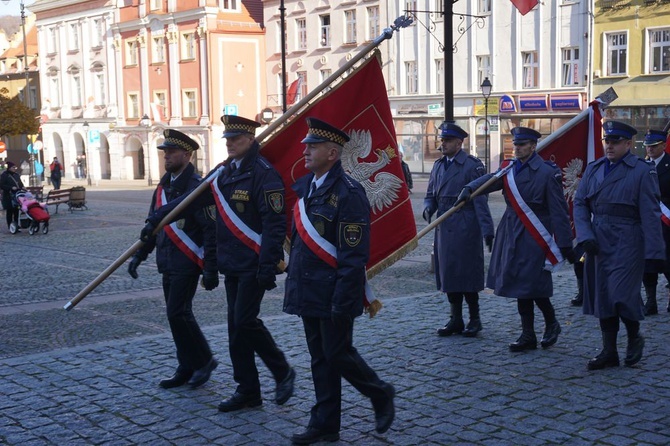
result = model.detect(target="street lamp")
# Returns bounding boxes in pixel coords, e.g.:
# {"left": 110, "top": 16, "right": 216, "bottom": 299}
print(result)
{"left": 83, "top": 120, "right": 91, "bottom": 186}
{"left": 140, "top": 114, "right": 152, "bottom": 186}
{"left": 481, "top": 77, "right": 492, "bottom": 171}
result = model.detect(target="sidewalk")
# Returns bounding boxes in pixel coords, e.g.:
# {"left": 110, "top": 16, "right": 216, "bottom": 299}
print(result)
{"left": 2, "top": 179, "right": 670, "bottom": 445}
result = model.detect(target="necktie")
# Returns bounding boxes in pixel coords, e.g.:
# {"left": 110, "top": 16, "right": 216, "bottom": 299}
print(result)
{"left": 444, "top": 159, "right": 453, "bottom": 170}
{"left": 229, "top": 162, "right": 237, "bottom": 174}
{"left": 309, "top": 183, "right": 317, "bottom": 198}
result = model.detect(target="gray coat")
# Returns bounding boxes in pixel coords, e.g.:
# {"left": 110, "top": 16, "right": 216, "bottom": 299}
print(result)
{"left": 424, "top": 149, "right": 494, "bottom": 293}
{"left": 467, "top": 153, "right": 573, "bottom": 299}
{"left": 573, "top": 152, "right": 665, "bottom": 320}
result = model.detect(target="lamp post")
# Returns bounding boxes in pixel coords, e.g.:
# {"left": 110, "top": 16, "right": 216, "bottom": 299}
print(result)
{"left": 480, "top": 77, "right": 492, "bottom": 172}
{"left": 140, "top": 114, "right": 152, "bottom": 186}
{"left": 83, "top": 121, "right": 91, "bottom": 186}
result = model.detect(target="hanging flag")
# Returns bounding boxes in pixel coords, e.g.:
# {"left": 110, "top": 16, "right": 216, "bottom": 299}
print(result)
{"left": 286, "top": 78, "right": 302, "bottom": 106}
{"left": 511, "top": 0, "right": 539, "bottom": 15}
{"left": 261, "top": 53, "right": 417, "bottom": 275}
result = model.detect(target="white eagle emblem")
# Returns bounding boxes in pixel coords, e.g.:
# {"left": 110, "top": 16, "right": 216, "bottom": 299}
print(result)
{"left": 562, "top": 158, "right": 583, "bottom": 202}
{"left": 341, "top": 129, "right": 404, "bottom": 213}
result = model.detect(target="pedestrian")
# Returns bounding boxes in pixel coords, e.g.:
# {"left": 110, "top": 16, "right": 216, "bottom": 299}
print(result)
{"left": 455, "top": 127, "right": 575, "bottom": 351}
{"left": 400, "top": 158, "right": 413, "bottom": 193}
{"left": 128, "top": 129, "right": 219, "bottom": 389}
{"left": 423, "top": 122, "right": 494, "bottom": 338}
{"left": 0, "top": 161, "right": 24, "bottom": 232}
{"left": 141, "top": 116, "right": 295, "bottom": 412}
{"left": 642, "top": 129, "right": 670, "bottom": 315}
{"left": 284, "top": 117, "right": 395, "bottom": 445}
{"left": 50, "top": 157, "right": 63, "bottom": 190}
{"left": 574, "top": 121, "right": 665, "bottom": 370}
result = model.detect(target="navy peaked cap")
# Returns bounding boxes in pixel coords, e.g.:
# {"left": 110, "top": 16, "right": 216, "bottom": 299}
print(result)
{"left": 643, "top": 129, "right": 667, "bottom": 146}
{"left": 439, "top": 122, "right": 468, "bottom": 140}
{"left": 301, "top": 117, "right": 350, "bottom": 146}
{"left": 158, "top": 129, "right": 199, "bottom": 151}
{"left": 511, "top": 127, "right": 542, "bottom": 144}
{"left": 603, "top": 120, "right": 637, "bottom": 141}
{"left": 221, "top": 115, "right": 261, "bottom": 138}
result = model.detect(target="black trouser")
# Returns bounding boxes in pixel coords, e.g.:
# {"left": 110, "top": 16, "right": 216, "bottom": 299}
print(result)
{"left": 302, "top": 315, "right": 388, "bottom": 433}
{"left": 600, "top": 316, "right": 639, "bottom": 337}
{"left": 4, "top": 200, "right": 18, "bottom": 228}
{"left": 224, "top": 274, "right": 290, "bottom": 395}
{"left": 162, "top": 273, "right": 212, "bottom": 371}
{"left": 517, "top": 298, "right": 557, "bottom": 325}
{"left": 52, "top": 176, "right": 61, "bottom": 190}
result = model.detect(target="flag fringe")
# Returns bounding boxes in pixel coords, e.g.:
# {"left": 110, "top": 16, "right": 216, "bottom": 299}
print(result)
{"left": 366, "top": 237, "right": 419, "bottom": 279}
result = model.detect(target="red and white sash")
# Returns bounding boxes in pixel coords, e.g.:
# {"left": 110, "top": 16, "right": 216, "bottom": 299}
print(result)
{"left": 156, "top": 186, "right": 204, "bottom": 268}
{"left": 502, "top": 166, "right": 565, "bottom": 271}
{"left": 294, "top": 197, "right": 377, "bottom": 307}
{"left": 210, "top": 180, "right": 261, "bottom": 254}
{"left": 660, "top": 202, "right": 670, "bottom": 227}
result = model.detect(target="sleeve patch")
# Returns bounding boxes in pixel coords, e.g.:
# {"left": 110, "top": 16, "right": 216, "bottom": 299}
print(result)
{"left": 266, "top": 189, "right": 284, "bottom": 213}
{"left": 341, "top": 223, "right": 365, "bottom": 248}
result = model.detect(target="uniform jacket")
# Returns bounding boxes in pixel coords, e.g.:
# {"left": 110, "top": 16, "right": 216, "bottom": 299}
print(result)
{"left": 654, "top": 152, "right": 670, "bottom": 262}
{"left": 574, "top": 152, "right": 665, "bottom": 320}
{"left": 467, "top": 153, "right": 573, "bottom": 299}
{"left": 424, "top": 149, "right": 494, "bottom": 293}
{"left": 149, "top": 142, "right": 286, "bottom": 277}
{"left": 0, "top": 169, "right": 23, "bottom": 209}
{"left": 283, "top": 161, "right": 370, "bottom": 318}
{"left": 138, "top": 163, "right": 217, "bottom": 276}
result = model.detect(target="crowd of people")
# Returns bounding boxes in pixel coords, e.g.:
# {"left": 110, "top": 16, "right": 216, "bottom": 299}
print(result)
{"left": 119, "top": 112, "right": 667, "bottom": 444}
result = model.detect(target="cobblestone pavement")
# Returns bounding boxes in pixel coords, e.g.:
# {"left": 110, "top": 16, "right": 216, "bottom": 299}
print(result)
{"left": 1, "top": 178, "right": 670, "bottom": 445}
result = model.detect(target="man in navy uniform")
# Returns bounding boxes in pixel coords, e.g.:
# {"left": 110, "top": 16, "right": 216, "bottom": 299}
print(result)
{"left": 641, "top": 129, "right": 670, "bottom": 315}
{"left": 141, "top": 116, "right": 295, "bottom": 411}
{"left": 129, "top": 129, "right": 219, "bottom": 389}
{"left": 423, "top": 122, "right": 494, "bottom": 338}
{"left": 574, "top": 121, "right": 665, "bottom": 370}
{"left": 455, "top": 127, "right": 575, "bottom": 352}
{"left": 284, "top": 117, "right": 395, "bottom": 445}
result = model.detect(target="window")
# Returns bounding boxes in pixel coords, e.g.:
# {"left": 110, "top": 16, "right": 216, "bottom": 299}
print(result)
{"left": 94, "top": 73, "right": 106, "bottom": 106}
{"left": 606, "top": 32, "right": 627, "bottom": 76}
{"left": 49, "top": 76, "right": 60, "bottom": 107}
{"left": 405, "top": 61, "right": 417, "bottom": 94}
{"left": 91, "top": 19, "right": 104, "bottom": 48}
{"left": 405, "top": 0, "right": 417, "bottom": 16}
{"left": 220, "top": 0, "right": 238, "bottom": 11}
{"left": 47, "top": 27, "right": 57, "bottom": 54}
{"left": 154, "top": 90, "right": 167, "bottom": 118}
{"left": 320, "top": 68, "right": 331, "bottom": 83}
{"left": 562, "top": 47, "right": 580, "bottom": 86}
{"left": 479, "top": 0, "right": 491, "bottom": 13}
{"left": 183, "top": 90, "right": 197, "bottom": 117}
{"left": 344, "top": 10, "right": 356, "bottom": 44}
{"left": 296, "top": 18, "right": 307, "bottom": 50}
{"left": 298, "top": 71, "right": 307, "bottom": 99}
{"left": 320, "top": 15, "right": 331, "bottom": 47}
{"left": 522, "top": 51, "right": 539, "bottom": 88}
{"left": 649, "top": 27, "right": 670, "bottom": 74}
{"left": 181, "top": 33, "right": 196, "bottom": 60}
{"left": 126, "top": 40, "right": 138, "bottom": 66}
{"left": 435, "top": 59, "right": 444, "bottom": 94}
{"left": 71, "top": 71, "right": 82, "bottom": 107}
{"left": 29, "top": 86, "right": 37, "bottom": 109}
{"left": 477, "top": 55, "right": 490, "bottom": 89}
{"left": 128, "top": 92, "right": 139, "bottom": 118}
{"left": 150, "top": 0, "right": 161, "bottom": 10}
{"left": 152, "top": 36, "right": 165, "bottom": 63}
{"left": 68, "top": 23, "right": 79, "bottom": 52}
{"left": 367, "top": 7, "right": 380, "bottom": 41}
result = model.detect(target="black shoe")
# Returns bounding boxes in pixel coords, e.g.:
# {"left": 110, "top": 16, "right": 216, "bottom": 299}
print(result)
{"left": 462, "top": 318, "right": 482, "bottom": 338}
{"left": 540, "top": 321, "right": 561, "bottom": 348}
{"left": 275, "top": 367, "right": 295, "bottom": 405}
{"left": 291, "top": 427, "right": 340, "bottom": 445}
{"left": 587, "top": 351, "right": 620, "bottom": 370}
{"left": 373, "top": 383, "right": 395, "bottom": 434}
{"left": 437, "top": 318, "right": 464, "bottom": 336}
{"left": 159, "top": 369, "right": 193, "bottom": 389}
{"left": 624, "top": 334, "right": 645, "bottom": 367}
{"left": 218, "top": 392, "right": 262, "bottom": 412}
{"left": 644, "top": 304, "right": 658, "bottom": 316}
{"left": 509, "top": 333, "right": 537, "bottom": 352}
{"left": 188, "top": 357, "right": 218, "bottom": 389}
{"left": 570, "top": 295, "right": 583, "bottom": 306}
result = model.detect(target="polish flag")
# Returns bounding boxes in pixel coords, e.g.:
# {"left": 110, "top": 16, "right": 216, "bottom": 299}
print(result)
{"left": 511, "top": 0, "right": 539, "bottom": 15}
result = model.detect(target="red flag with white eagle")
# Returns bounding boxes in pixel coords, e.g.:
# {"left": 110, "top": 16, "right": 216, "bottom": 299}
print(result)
{"left": 511, "top": 0, "right": 539, "bottom": 15}
{"left": 261, "top": 53, "right": 417, "bottom": 276}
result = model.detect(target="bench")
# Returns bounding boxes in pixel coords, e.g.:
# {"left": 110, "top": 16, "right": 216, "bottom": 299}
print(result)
{"left": 44, "top": 188, "right": 71, "bottom": 214}
{"left": 26, "top": 186, "right": 44, "bottom": 201}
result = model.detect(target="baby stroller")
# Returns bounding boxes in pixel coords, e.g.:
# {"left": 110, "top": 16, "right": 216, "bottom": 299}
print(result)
{"left": 10, "top": 190, "right": 50, "bottom": 235}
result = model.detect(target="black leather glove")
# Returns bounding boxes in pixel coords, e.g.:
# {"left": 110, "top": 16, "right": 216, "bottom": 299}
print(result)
{"left": 257, "top": 272, "right": 277, "bottom": 291}
{"left": 454, "top": 187, "right": 472, "bottom": 207}
{"left": 140, "top": 220, "right": 156, "bottom": 242}
{"left": 560, "top": 247, "right": 577, "bottom": 264}
{"left": 202, "top": 270, "right": 219, "bottom": 290}
{"left": 581, "top": 239, "right": 599, "bottom": 256}
{"left": 127, "top": 255, "right": 142, "bottom": 279}
{"left": 331, "top": 310, "right": 352, "bottom": 330}
{"left": 645, "top": 259, "right": 666, "bottom": 274}
{"left": 484, "top": 235, "right": 494, "bottom": 253}
{"left": 422, "top": 207, "right": 435, "bottom": 223}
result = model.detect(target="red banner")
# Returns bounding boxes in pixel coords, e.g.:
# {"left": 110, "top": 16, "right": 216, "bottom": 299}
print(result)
{"left": 261, "top": 54, "right": 417, "bottom": 270}
{"left": 511, "top": 0, "right": 539, "bottom": 15}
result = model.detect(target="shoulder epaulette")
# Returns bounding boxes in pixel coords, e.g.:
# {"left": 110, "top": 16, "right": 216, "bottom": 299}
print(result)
{"left": 257, "top": 157, "right": 273, "bottom": 170}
